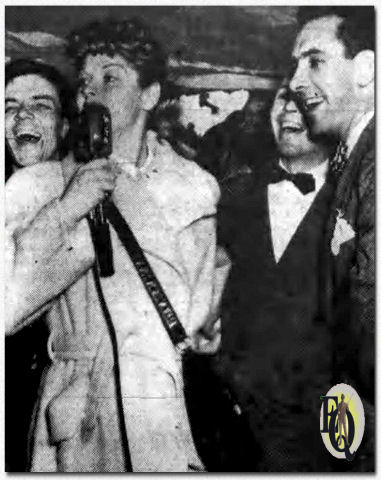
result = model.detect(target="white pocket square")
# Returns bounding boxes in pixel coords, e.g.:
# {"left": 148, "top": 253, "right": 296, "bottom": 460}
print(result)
{"left": 331, "top": 209, "right": 355, "bottom": 256}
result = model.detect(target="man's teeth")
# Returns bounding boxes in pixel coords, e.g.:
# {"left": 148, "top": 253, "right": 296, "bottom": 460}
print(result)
{"left": 304, "top": 97, "right": 324, "bottom": 110}
{"left": 281, "top": 122, "right": 304, "bottom": 132}
{"left": 16, "top": 133, "right": 41, "bottom": 143}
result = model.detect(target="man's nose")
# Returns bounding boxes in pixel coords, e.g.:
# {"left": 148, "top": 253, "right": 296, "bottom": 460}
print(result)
{"left": 15, "top": 105, "right": 34, "bottom": 120}
{"left": 289, "top": 61, "right": 308, "bottom": 93}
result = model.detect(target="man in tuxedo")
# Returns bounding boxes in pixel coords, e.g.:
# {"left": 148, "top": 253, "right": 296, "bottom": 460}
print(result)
{"left": 218, "top": 84, "right": 336, "bottom": 471}
{"left": 290, "top": 6, "right": 374, "bottom": 470}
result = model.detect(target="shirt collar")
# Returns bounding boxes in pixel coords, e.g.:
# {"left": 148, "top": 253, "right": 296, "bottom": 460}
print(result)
{"left": 114, "top": 138, "right": 153, "bottom": 178}
{"left": 346, "top": 111, "right": 374, "bottom": 156}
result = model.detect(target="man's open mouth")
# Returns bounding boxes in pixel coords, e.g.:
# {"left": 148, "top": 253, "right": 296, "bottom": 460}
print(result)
{"left": 280, "top": 121, "right": 305, "bottom": 133}
{"left": 15, "top": 132, "right": 41, "bottom": 144}
{"left": 304, "top": 96, "right": 324, "bottom": 112}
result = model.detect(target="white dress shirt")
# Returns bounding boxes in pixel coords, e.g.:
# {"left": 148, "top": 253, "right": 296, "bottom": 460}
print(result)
{"left": 268, "top": 160, "right": 328, "bottom": 263}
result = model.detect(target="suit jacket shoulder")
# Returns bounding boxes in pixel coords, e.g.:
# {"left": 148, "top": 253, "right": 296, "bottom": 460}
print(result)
{"left": 355, "top": 118, "right": 374, "bottom": 199}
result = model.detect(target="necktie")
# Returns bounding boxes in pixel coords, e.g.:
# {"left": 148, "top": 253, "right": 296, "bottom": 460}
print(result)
{"left": 329, "top": 142, "right": 349, "bottom": 181}
{"left": 270, "top": 166, "right": 315, "bottom": 195}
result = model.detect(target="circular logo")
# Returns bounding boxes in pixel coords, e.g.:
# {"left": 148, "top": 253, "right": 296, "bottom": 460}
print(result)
{"left": 320, "top": 383, "right": 365, "bottom": 460}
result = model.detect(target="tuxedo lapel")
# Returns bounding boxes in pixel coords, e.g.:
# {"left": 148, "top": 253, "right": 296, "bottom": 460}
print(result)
{"left": 277, "top": 180, "right": 334, "bottom": 267}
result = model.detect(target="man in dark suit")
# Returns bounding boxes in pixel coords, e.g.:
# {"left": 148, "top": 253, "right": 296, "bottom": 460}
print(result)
{"left": 290, "top": 6, "right": 374, "bottom": 471}
{"left": 218, "top": 83, "right": 337, "bottom": 471}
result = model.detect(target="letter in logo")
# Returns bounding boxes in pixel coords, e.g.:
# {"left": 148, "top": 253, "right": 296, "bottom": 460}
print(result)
{"left": 320, "top": 395, "right": 338, "bottom": 433}
{"left": 320, "top": 384, "right": 365, "bottom": 461}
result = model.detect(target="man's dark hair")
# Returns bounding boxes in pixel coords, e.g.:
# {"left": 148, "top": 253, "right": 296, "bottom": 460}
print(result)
{"left": 5, "top": 58, "right": 76, "bottom": 123}
{"left": 67, "top": 17, "right": 167, "bottom": 88}
{"left": 297, "top": 6, "right": 375, "bottom": 58}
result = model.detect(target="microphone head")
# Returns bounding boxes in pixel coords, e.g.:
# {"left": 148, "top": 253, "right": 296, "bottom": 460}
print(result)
{"left": 73, "top": 102, "right": 112, "bottom": 162}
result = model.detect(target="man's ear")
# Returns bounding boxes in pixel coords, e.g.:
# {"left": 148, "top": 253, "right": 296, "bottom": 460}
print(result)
{"left": 141, "top": 82, "right": 161, "bottom": 111}
{"left": 354, "top": 50, "right": 374, "bottom": 87}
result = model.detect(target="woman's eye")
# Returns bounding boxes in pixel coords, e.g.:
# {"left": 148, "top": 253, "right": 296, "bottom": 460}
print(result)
{"left": 104, "top": 73, "right": 117, "bottom": 85}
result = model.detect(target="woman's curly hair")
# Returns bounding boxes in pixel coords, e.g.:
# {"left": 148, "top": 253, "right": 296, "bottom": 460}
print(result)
{"left": 67, "top": 17, "right": 167, "bottom": 88}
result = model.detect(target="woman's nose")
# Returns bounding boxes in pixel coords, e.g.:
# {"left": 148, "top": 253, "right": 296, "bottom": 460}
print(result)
{"left": 81, "top": 79, "right": 100, "bottom": 102}
{"left": 15, "top": 105, "right": 34, "bottom": 120}
{"left": 82, "top": 86, "right": 96, "bottom": 101}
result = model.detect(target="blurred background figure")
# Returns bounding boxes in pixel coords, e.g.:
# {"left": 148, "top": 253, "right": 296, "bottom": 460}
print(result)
{"left": 5, "top": 58, "right": 75, "bottom": 472}
{"left": 152, "top": 99, "right": 200, "bottom": 160}
{"left": 196, "top": 89, "right": 275, "bottom": 198}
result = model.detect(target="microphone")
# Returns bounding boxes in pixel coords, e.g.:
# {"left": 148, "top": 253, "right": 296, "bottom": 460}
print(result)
{"left": 74, "top": 102, "right": 115, "bottom": 277}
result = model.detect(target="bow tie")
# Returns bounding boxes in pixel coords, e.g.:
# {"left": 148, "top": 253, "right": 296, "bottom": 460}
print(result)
{"left": 270, "top": 166, "right": 315, "bottom": 195}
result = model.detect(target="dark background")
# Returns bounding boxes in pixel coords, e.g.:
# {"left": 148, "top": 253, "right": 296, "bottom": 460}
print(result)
{"left": 6, "top": 6, "right": 297, "bottom": 73}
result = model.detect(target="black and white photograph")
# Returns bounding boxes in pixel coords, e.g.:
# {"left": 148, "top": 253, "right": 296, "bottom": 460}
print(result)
{"left": 4, "top": 4, "right": 375, "bottom": 473}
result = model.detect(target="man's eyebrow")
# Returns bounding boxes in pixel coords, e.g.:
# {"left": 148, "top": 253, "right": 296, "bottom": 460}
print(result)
{"left": 31, "top": 94, "right": 57, "bottom": 102}
{"left": 6, "top": 95, "right": 57, "bottom": 103}
{"left": 297, "top": 48, "right": 325, "bottom": 59}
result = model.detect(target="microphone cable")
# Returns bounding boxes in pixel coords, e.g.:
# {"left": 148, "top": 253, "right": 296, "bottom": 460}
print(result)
{"left": 90, "top": 242, "right": 133, "bottom": 472}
